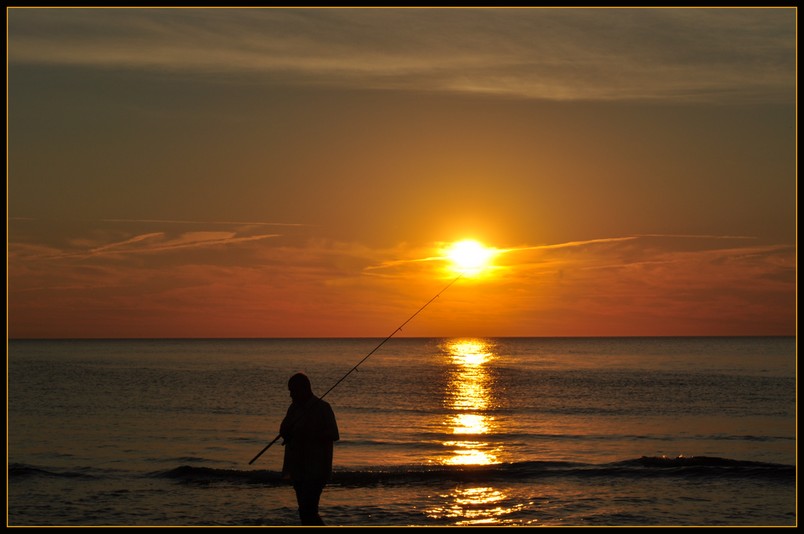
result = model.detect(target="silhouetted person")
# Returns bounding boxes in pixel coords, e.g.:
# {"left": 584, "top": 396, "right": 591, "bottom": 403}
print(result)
{"left": 280, "top": 373, "right": 340, "bottom": 526}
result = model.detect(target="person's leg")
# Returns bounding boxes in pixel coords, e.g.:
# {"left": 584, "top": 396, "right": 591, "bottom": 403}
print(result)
{"left": 293, "top": 480, "right": 325, "bottom": 525}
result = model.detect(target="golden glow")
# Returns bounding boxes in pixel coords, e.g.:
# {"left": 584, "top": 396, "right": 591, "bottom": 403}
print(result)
{"left": 425, "top": 486, "right": 531, "bottom": 525}
{"left": 442, "top": 441, "right": 497, "bottom": 466}
{"left": 449, "top": 340, "right": 491, "bottom": 366}
{"left": 444, "top": 239, "right": 496, "bottom": 276}
{"left": 424, "top": 339, "right": 526, "bottom": 524}
{"left": 439, "top": 338, "right": 501, "bottom": 466}
{"left": 451, "top": 413, "right": 489, "bottom": 435}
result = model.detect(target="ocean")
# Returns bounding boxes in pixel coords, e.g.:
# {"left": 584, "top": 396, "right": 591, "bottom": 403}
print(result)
{"left": 7, "top": 337, "right": 796, "bottom": 527}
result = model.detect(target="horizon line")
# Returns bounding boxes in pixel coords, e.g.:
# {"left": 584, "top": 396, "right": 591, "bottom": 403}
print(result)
{"left": 6, "top": 334, "right": 795, "bottom": 342}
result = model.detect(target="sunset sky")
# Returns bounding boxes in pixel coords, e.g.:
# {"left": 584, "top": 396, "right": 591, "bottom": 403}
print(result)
{"left": 7, "top": 7, "right": 797, "bottom": 338}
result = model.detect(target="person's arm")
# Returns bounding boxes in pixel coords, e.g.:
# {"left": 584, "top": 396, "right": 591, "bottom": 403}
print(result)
{"left": 280, "top": 405, "right": 297, "bottom": 442}
{"left": 321, "top": 403, "right": 340, "bottom": 442}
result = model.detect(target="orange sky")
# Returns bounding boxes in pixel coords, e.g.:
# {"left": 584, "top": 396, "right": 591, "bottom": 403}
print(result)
{"left": 7, "top": 8, "right": 797, "bottom": 338}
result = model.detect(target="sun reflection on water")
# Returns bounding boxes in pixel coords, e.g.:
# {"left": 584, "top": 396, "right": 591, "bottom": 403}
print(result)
{"left": 425, "top": 485, "right": 531, "bottom": 526}
{"left": 424, "top": 339, "right": 523, "bottom": 525}
{"left": 440, "top": 339, "right": 500, "bottom": 466}
{"left": 449, "top": 339, "right": 491, "bottom": 366}
{"left": 451, "top": 413, "right": 489, "bottom": 434}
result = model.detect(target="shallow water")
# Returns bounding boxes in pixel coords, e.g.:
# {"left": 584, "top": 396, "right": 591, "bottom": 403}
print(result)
{"left": 8, "top": 337, "right": 796, "bottom": 526}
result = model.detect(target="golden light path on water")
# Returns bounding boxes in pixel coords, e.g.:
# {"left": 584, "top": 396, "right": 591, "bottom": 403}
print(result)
{"left": 425, "top": 339, "right": 531, "bottom": 525}
{"left": 442, "top": 339, "right": 499, "bottom": 466}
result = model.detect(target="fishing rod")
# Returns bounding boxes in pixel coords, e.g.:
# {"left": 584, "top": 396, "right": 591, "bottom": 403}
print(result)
{"left": 248, "top": 273, "right": 464, "bottom": 465}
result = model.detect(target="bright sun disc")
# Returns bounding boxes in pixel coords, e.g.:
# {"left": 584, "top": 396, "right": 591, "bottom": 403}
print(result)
{"left": 446, "top": 239, "right": 495, "bottom": 275}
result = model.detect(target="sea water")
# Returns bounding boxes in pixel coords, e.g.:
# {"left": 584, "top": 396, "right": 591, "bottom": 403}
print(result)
{"left": 7, "top": 337, "right": 796, "bottom": 526}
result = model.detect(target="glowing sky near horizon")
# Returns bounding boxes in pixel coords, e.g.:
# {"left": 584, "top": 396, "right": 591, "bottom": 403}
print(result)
{"left": 7, "top": 7, "right": 796, "bottom": 338}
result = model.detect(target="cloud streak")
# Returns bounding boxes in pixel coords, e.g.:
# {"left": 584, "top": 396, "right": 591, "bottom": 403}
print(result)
{"left": 85, "top": 231, "right": 281, "bottom": 257}
{"left": 365, "top": 234, "right": 756, "bottom": 273}
{"left": 8, "top": 230, "right": 795, "bottom": 337}
{"left": 9, "top": 230, "right": 281, "bottom": 261}
{"left": 101, "top": 218, "right": 310, "bottom": 227}
{"left": 8, "top": 8, "right": 795, "bottom": 103}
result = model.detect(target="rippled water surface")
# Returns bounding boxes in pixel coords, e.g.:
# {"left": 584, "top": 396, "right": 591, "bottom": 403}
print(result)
{"left": 8, "top": 337, "right": 796, "bottom": 526}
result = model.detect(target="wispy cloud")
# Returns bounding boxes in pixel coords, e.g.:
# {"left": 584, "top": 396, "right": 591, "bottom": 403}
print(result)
{"left": 365, "top": 234, "right": 758, "bottom": 273}
{"left": 88, "top": 232, "right": 165, "bottom": 255}
{"left": 501, "top": 236, "right": 640, "bottom": 253}
{"left": 8, "top": 231, "right": 795, "bottom": 337}
{"left": 634, "top": 233, "right": 758, "bottom": 240}
{"left": 7, "top": 8, "right": 795, "bottom": 103}
{"left": 85, "top": 231, "right": 281, "bottom": 257}
{"left": 101, "top": 218, "right": 310, "bottom": 227}
{"left": 365, "top": 236, "right": 640, "bottom": 272}
{"left": 11, "top": 216, "right": 309, "bottom": 227}
{"left": 9, "top": 230, "right": 281, "bottom": 261}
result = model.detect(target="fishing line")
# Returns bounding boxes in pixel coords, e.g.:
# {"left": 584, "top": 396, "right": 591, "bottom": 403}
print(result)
{"left": 248, "top": 273, "right": 464, "bottom": 465}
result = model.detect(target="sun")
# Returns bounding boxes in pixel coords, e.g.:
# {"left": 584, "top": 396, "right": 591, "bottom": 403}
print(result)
{"left": 444, "top": 239, "right": 496, "bottom": 276}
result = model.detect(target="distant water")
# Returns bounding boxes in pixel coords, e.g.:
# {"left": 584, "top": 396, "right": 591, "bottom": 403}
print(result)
{"left": 8, "top": 337, "right": 796, "bottom": 526}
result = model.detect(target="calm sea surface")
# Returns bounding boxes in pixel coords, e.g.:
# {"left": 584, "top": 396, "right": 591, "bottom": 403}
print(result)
{"left": 7, "top": 337, "right": 796, "bottom": 526}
